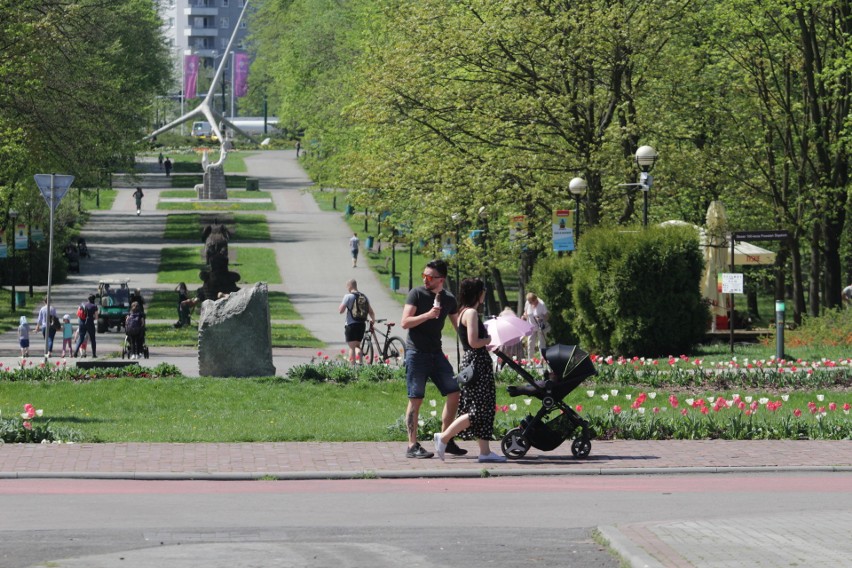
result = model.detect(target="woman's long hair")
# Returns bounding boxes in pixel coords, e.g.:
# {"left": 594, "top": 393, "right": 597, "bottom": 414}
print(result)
{"left": 458, "top": 278, "right": 485, "bottom": 308}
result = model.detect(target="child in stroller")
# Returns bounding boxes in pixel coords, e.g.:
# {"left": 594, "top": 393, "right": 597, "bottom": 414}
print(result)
{"left": 495, "top": 344, "right": 597, "bottom": 459}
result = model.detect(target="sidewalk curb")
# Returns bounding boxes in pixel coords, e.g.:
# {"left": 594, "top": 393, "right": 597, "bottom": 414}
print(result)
{"left": 2, "top": 464, "right": 850, "bottom": 481}
{"left": 597, "top": 525, "right": 664, "bottom": 568}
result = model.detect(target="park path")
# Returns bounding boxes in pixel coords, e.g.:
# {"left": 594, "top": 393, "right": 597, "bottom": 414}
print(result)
{"left": 0, "top": 150, "right": 409, "bottom": 371}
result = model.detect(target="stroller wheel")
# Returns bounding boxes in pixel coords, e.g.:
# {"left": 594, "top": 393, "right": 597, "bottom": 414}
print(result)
{"left": 571, "top": 437, "right": 592, "bottom": 459}
{"left": 501, "top": 428, "right": 530, "bottom": 459}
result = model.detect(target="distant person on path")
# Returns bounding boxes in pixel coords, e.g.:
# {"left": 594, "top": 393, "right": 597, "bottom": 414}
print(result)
{"left": 158, "top": 152, "right": 164, "bottom": 170}
{"left": 349, "top": 232, "right": 360, "bottom": 268}
{"left": 74, "top": 295, "right": 98, "bottom": 358}
{"left": 18, "top": 316, "right": 30, "bottom": 359}
{"left": 338, "top": 279, "right": 375, "bottom": 364}
{"left": 133, "top": 187, "right": 144, "bottom": 216}
{"left": 295, "top": 140, "right": 301, "bottom": 157}
{"left": 843, "top": 283, "right": 852, "bottom": 307}
{"left": 400, "top": 259, "right": 463, "bottom": 459}
{"left": 175, "top": 282, "right": 191, "bottom": 327}
{"left": 60, "top": 315, "right": 73, "bottom": 358}
{"left": 522, "top": 292, "right": 550, "bottom": 363}
{"left": 433, "top": 277, "right": 506, "bottom": 463}
{"left": 35, "top": 297, "right": 59, "bottom": 357}
{"left": 164, "top": 157, "right": 172, "bottom": 177}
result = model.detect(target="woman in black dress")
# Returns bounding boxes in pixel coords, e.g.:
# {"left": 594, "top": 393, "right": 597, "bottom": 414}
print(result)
{"left": 433, "top": 278, "right": 506, "bottom": 463}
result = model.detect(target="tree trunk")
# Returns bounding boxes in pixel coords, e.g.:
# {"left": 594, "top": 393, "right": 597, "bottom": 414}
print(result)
{"left": 491, "top": 267, "right": 509, "bottom": 309}
{"left": 809, "top": 224, "right": 820, "bottom": 317}
{"left": 788, "top": 243, "right": 805, "bottom": 325}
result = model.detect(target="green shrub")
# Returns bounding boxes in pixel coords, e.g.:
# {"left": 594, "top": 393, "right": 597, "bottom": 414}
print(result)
{"left": 572, "top": 225, "right": 708, "bottom": 356}
{"left": 529, "top": 256, "right": 578, "bottom": 345}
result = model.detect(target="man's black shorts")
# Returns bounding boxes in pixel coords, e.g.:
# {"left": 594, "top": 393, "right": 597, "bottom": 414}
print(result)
{"left": 345, "top": 322, "right": 366, "bottom": 342}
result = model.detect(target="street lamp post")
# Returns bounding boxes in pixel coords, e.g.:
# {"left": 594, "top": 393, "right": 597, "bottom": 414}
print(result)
{"left": 568, "top": 177, "right": 587, "bottom": 245}
{"left": 634, "top": 145, "right": 659, "bottom": 227}
{"left": 9, "top": 209, "right": 17, "bottom": 312}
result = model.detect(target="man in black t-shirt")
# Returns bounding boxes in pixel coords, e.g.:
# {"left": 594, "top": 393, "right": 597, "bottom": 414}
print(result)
{"left": 400, "top": 259, "right": 466, "bottom": 459}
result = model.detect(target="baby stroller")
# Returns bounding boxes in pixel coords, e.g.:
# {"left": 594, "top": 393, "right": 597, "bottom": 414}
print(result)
{"left": 121, "top": 333, "right": 149, "bottom": 360}
{"left": 495, "top": 344, "right": 598, "bottom": 459}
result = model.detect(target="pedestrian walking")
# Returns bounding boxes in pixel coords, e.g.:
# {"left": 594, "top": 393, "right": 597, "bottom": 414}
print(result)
{"left": 400, "top": 259, "right": 464, "bottom": 459}
{"left": 433, "top": 278, "right": 506, "bottom": 463}
{"left": 349, "top": 232, "right": 360, "bottom": 268}
{"left": 133, "top": 187, "right": 144, "bottom": 216}
{"left": 164, "top": 157, "right": 172, "bottom": 177}
{"left": 522, "top": 292, "right": 550, "bottom": 363}
{"left": 338, "top": 279, "right": 375, "bottom": 364}
{"left": 35, "top": 297, "right": 59, "bottom": 357}
{"left": 60, "top": 315, "right": 73, "bottom": 358}
{"left": 18, "top": 316, "right": 30, "bottom": 359}
{"left": 295, "top": 140, "right": 301, "bottom": 157}
{"left": 158, "top": 152, "right": 164, "bottom": 170}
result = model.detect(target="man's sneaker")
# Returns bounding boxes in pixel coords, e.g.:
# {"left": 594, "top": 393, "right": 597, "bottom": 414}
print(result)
{"left": 445, "top": 439, "right": 468, "bottom": 456}
{"left": 406, "top": 443, "right": 434, "bottom": 459}
{"left": 433, "top": 433, "right": 447, "bottom": 461}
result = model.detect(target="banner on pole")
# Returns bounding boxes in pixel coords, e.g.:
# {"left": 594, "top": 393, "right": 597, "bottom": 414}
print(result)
{"left": 184, "top": 54, "right": 200, "bottom": 100}
{"left": 234, "top": 52, "right": 250, "bottom": 98}
{"left": 552, "top": 209, "right": 575, "bottom": 252}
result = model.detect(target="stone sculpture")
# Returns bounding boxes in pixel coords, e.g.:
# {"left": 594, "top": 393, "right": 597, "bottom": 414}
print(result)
{"left": 198, "top": 283, "right": 276, "bottom": 377}
{"left": 197, "top": 222, "right": 240, "bottom": 302}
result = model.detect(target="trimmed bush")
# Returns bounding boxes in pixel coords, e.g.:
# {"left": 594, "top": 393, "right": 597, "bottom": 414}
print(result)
{"left": 572, "top": 225, "right": 708, "bottom": 356}
{"left": 529, "top": 256, "right": 578, "bottom": 345}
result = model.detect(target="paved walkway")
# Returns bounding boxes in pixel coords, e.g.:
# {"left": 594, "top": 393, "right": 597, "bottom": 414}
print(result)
{"left": 3, "top": 151, "right": 852, "bottom": 568}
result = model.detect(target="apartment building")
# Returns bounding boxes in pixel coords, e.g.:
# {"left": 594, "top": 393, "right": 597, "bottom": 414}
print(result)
{"left": 158, "top": 0, "right": 250, "bottom": 91}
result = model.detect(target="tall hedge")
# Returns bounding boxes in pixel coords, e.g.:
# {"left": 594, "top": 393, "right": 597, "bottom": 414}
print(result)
{"left": 571, "top": 225, "right": 708, "bottom": 356}
{"left": 528, "top": 256, "right": 579, "bottom": 346}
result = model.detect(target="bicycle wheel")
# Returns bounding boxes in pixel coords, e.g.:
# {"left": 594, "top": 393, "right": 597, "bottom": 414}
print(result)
{"left": 360, "top": 335, "right": 374, "bottom": 364}
{"left": 383, "top": 337, "right": 406, "bottom": 367}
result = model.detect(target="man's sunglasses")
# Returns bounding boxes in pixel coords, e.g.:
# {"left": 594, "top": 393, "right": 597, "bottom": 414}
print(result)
{"left": 422, "top": 273, "right": 444, "bottom": 282}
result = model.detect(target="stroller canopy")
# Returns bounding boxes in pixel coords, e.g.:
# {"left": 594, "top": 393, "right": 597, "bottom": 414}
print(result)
{"left": 544, "top": 344, "right": 597, "bottom": 382}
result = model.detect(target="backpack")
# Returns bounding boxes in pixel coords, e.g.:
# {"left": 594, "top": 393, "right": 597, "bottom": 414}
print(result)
{"left": 77, "top": 304, "right": 87, "bottom": 322}
{"left": 50, "top": 314, "right": 62, "bottom": 332}
{"left": 125, "top": 312, "right": 143, "bottom": 335}
{"left": 350, "top": 292, "right": 370, "bottom": 322}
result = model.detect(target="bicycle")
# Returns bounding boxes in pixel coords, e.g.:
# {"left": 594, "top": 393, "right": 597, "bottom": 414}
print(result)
{"left": 360, "top": 319, "right": 406, "bottom": 366}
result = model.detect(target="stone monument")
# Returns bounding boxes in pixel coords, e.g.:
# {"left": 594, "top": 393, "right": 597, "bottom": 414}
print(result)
{"left": 198, "top": 283, "right": 276, "bottom": 377}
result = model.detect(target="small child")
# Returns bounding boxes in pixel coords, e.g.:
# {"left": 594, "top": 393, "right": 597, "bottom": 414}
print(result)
{"left": 72, "top": 327, "right": 88, "bottom": 358}
{"left": 61, "top": 314, "right": 73, "bottom": 358}
{"left": 18, "top": 316, "right": 30, "bottom": 358}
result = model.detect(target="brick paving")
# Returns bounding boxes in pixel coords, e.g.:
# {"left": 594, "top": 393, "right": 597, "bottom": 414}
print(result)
{"left": 1, "top": 440, "right": 850, "bottom": 479}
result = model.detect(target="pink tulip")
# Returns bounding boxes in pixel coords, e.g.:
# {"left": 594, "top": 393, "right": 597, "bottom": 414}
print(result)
{"left": 844, "top": 403, "right": 851, "bottom": 411}
{"left": 680, "top": 408, "right": 688, "bottom": 416}
{"left": 612, "top": 405, "right": 622, "bottom": 414}
{"left": 700, "top": 406, "right": 709, "bottom": 414}
{"left": 652, "top": 407, "right": 660, "bottom": 414}
{"left": 829, "top": 402, "right": 837, "bottom": 411}
{"left": 23, "top": 421, "right": 32, "bottom": 430}
{"left": 793, "top": 409, "right": 802, "bottom": 417}
{"left": 669, "top": 395, "right": 679, "bottom": 408}
{"left": 575, "top": 404, "right": 583, "bottom": 412}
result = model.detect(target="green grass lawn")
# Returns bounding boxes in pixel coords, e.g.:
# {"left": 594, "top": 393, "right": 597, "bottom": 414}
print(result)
{"left": 0, "top": 378, "right": 473, "bottom": 442}
{"left": 71, "top": 188, "right": 116, "bottom": 211}
{"left": 157, "top": 247, "right": 282, "bottom": 284}
{"left": 146, "top": 290, "right": 300, "bottom": 320}
{"left": 142, "top": 322, "right": 320, "bottom": 348}
{"left": 164, "top": 213, "right": 270, "bottom": 241}
{"left": 158, "top": 190, "right": 274, "bottom": 211}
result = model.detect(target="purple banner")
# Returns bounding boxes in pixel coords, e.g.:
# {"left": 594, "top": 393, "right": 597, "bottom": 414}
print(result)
{"left": 234, "top": 52, "right": 249, "bottom": 98}
{"left": 183, "top": 54, "right": 199, "bottom": 100}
